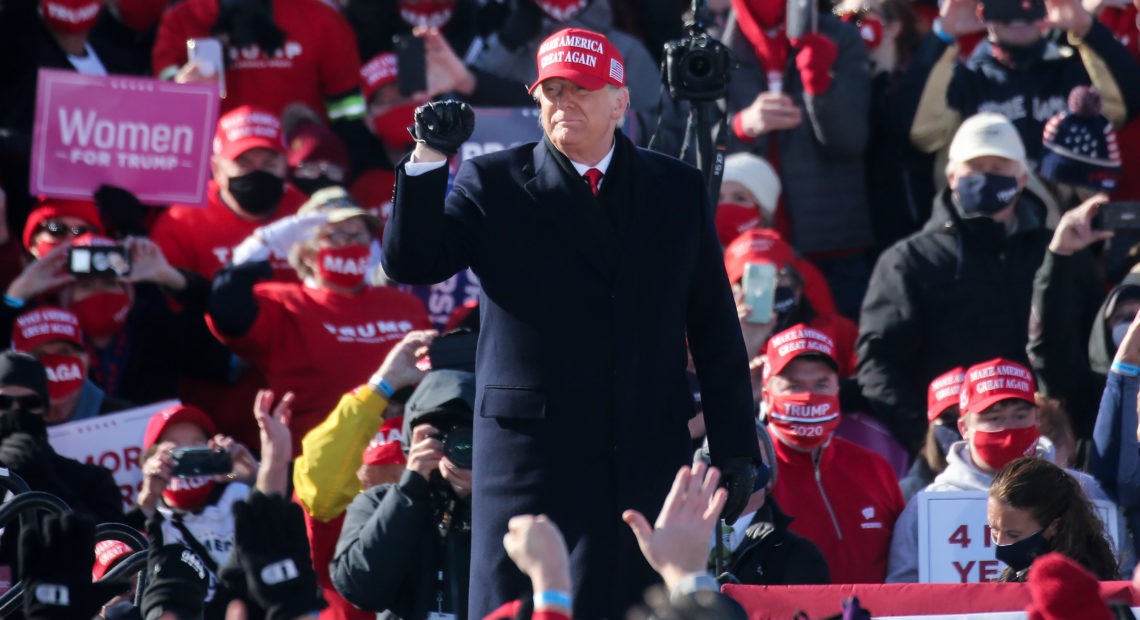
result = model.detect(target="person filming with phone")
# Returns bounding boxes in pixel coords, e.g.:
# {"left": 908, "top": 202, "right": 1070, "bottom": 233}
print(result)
{"left": 382, "top": 25, "right": 762, "bottom": 620}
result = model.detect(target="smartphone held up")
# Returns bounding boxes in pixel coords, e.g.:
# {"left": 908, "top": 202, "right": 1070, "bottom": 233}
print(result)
{"left": 187, "top": 38, "right": 227, "bottom": 98}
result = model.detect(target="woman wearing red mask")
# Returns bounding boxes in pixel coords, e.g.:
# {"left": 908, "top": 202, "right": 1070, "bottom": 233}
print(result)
{"left": 886, "top": 357, "right": 1125, "bottom": 582}
{"left": 207, "top": 204, "right": 432, "bottom": 456}
{"left": 1, "top": 233, "right": 207, "bottom": 406}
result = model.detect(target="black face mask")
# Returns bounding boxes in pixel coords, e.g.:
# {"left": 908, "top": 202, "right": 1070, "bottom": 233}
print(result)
{"left": 992, "top": 38, "right": 1047, "bottom": 69}
{"left": 227, "top": 170, "right": 285, "bottom": 216}
{"left": 773, "top": 286, "right": 799, "bottom": 329}
{"left": 995, "top": 530, "right": 1049, "bottom": 573}
{"left": 290, "top": 174, "right": 337, "bottom": 196}
{"left": 955, "top": 173, "right": 1020, "bottom": 218}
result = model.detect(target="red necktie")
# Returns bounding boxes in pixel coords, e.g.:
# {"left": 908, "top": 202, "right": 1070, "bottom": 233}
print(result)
{"left": 583, "top": 168, "right": 603, "bottom": 197}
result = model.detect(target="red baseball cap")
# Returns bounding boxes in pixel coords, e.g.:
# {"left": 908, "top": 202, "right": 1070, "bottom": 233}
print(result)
{"left": 927, "top": 367, "right": 965, "bottom": 422}
{"left": 959, "top": 358, "right": 1037, "bottom": 416}
{"left": 765, "top": 324, "right": 838, "bottom": 378}
{"left": 143, "top": 404, "right": 216, "bottom": 450}
{"left": 213, "top": 106, "right": 285, "bottom": 161}
{"left": 361, "top": 53, "right": 398, "bottom": 102}
{"left": 529, "top": 28, "right": 625, "bottom": 94}
{"left": 92, "top": 539, "right": 134, "bottom": 581}
{"left": 362, "top": 416, "right": 406, "bottom": 466}
{"left": 12, "top": 307, "right": 84, "bottom": 353}
{"left": 21, "top": 198, "right": 104, "bottom": 252}
{"left": 724, "top": 229, "right": 796, "bottom": 284}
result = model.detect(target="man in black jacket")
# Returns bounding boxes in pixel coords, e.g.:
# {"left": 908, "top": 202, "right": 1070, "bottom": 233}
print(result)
{"left": 700, "top": 424, "right": 830, "bottom": 587}
{"left": 332, "top": 369, "right": 474, "bottom": 620}
{"left": 899, "top": 0, "right": 1140, "bottom": 168}
{"left": 857, "top": 113, "right": 1102, "bottom": 452}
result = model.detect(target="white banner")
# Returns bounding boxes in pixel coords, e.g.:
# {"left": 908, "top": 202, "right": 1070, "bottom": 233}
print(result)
{"left": 917, "top": 490, "right": 1119, "bottom": 583}
{"left": 48, "top": 400, "right": 179, "bottom": 510}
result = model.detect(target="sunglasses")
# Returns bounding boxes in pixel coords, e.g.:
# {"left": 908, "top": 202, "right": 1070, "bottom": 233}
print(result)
{"left": 36, "top": 221, "right": 93, "bottom": 239}
{"left": 0, "top": 394, "right": 46, "bottom": 411}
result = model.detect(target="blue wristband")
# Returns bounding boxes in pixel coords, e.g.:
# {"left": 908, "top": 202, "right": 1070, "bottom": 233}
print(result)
{"left": 533, "top": 591, "right": 573, "bottom": 610}
{"left": 1112, "top": 361, "right": 1140, "bottom": 377}
{"left": 2, "top": 295, "right": 25, "bottom": 309}
{"left": 932, "top": 19, "right": 955, "bottom": 44}
{"left": 375, "top": 379, "right": 395, "bottom": 399}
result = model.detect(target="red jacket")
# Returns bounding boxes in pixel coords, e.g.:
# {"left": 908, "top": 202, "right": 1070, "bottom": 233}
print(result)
{"left": 207, "top": 283, "right": 431, "bottom": 454}
{"left": 769, "top": 433, "right": 904, "bottom": 584}
{"left": 152, "top": 0, "right": 362, "bottom": 116}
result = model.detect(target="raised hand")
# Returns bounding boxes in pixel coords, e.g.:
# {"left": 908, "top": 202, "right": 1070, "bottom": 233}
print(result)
{"left": 1048, "top": 193, "right": 1113, "bottom": 256}
{"left": 408, "top": 100, "right": 476, "bottom": 157}
{"left": 1045, "top": 0, "right": 1094, "bottom": 36}
{"left": 622, "top": 462, "right": 728, "bottom": 590}
{"left": 938, "top": 0, "right": 985, "bottom": 38}
{"left": 6, "top": 242, "right": 74, "bottom": 301}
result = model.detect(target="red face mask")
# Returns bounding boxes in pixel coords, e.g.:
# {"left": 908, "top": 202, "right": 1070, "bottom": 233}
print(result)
{"left": 114, "top": 0, "right": 166, "bottom": 32}
{"left": 715, "top": 202, "right": 764, "bottom": 246}
{"left": 316, "top": 245, "right": 370, "bottom": 289}
{"left": 534, "top": 0, "right": 589, "bottom": 21}
{"left": 371, "top": 104, "right": 419, "bottom": 150}
{"left": 70, "top": 291, "right": 130, "bottom": 341}
{"left": 971, "top": 426, "right": 1039, "bottom": 472}
{"left": 40, "top": 353, "right": 86, "bottom": 401}
{"left": 766, "top": 391, "right": 841, "bottom": 450}
{"left": 33, "top": 238, "right": 62, "bottom": 260}
{"left": 397, "top": 0, "right": 455, "bottom": 27}
{"left": 40, "top": 0, "right": 102, "bottom": 34}
{"left": 163, "top": 476, "right": 217, "bottom": 511}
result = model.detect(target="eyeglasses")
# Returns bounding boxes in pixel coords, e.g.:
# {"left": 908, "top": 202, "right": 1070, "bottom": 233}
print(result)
{"left": 0, "top": 394, "right": 46, "bottom": 412}
{"left": 321, "top": 230, "right": 373, "bottom": 246}
{"left": 36, "top": 221, "right": 92, "bottom": 239}
{"left": 293, "top": 162, "right": 346, "bottom": 183}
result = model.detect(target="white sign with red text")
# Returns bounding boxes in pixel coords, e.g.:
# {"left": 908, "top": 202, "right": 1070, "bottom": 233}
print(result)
{"left": 917, "top": 491, "right": 1118, "bottom": 583}
{"left": 47, "top": 400, "right": 179, "bottom": 511}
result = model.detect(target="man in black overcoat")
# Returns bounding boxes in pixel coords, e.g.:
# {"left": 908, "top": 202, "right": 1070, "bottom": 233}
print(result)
{"left": 381, "top": 26, "right": 763, "bottom": 620}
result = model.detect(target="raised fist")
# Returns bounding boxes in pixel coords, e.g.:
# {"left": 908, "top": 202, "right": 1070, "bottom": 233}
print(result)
{"left": 407, "top": 100, "right": 476, "bottom": 157}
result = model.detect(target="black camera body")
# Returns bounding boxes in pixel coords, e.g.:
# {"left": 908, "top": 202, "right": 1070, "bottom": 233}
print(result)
{"left": 433, "top": 423, "right": 473, "bottom": 470}
{"left": 663, "top": 30, "right": 732, "bottom": 102}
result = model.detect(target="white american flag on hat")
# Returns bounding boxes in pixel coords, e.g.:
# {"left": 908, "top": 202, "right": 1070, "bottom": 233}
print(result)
{"left": 609, "top": 58, "right": 624, "bottom": 84}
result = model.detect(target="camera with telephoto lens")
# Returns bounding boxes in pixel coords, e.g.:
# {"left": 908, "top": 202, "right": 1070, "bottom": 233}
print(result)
{"left": 662, "top": 0, "right": 733, "bottom": 101}
{"left": 431, "top": 423, "right": 473, "bottom": 470}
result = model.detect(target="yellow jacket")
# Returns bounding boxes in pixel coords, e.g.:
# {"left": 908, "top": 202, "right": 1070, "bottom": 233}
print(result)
{"left": 293, "top": 385, "right": 389, "bottom": 521}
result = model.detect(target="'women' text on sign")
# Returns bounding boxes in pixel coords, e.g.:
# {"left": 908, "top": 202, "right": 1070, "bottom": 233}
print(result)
{"left": 31, "top": 70, "right": 219, "bottom": 206}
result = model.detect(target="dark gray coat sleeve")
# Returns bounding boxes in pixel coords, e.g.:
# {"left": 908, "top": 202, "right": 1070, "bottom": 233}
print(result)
{"left": 331, "top": 470, "right": 433, "bottom": 614}
{"left": 798, "top": 17, "right": 872, "bottom": 159}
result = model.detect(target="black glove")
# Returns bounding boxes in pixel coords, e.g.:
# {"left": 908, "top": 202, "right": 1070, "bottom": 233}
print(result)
{"left": 94, "top": 184, "right": 147, "bottom": 238}
{"left": 0, "top": 432, "right": 55, "bottom": 488}
{"left": 222, "top": 491, "right": 325, "bottom": 620}
{"left": 213, "top": 0, "right": 286, "bottom": 56}
{"left": 407, "top": 100, "right": 476, "bottom": 158}
{"left": 140, "top": 513, "right": 210, "bottom": 620}
{"left": 718, "top": 457, "right": 762, "bottom": 525}
{"left": 20, "top": 512, "right": 130, "bottom": 620}
{"left": 498, "top": 0, "right": 545, "bottom": 50}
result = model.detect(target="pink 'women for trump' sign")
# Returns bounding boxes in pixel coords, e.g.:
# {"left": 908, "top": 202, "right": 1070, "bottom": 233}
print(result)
{"left": 30, "top": 69, "right": 219, "bottom": 206}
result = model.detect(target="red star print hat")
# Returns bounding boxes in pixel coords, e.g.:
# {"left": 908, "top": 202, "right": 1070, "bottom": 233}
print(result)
{"left": 1041, "top": 86, "right": 1123, "bottom": 192}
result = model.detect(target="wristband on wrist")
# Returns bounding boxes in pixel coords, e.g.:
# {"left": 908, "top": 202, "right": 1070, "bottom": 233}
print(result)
{"left": 533, "top": 590, "right": 572, "bottom": 611}
{"left": 1111, "top": 360, "right": 1140, "bottom": 377}
{"left": 932, "top": 19, "right": 955, "bottom": 43}
{"left": 373, "top": 378, "right": 395, "bottom": 399}
{"left": 3, "top": 295, "right": 25, "bottom": 309}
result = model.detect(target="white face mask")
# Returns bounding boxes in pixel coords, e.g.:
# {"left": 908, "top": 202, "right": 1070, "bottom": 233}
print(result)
{"left": 1113, "top": 322, "right": 1130, "bottom": 349}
